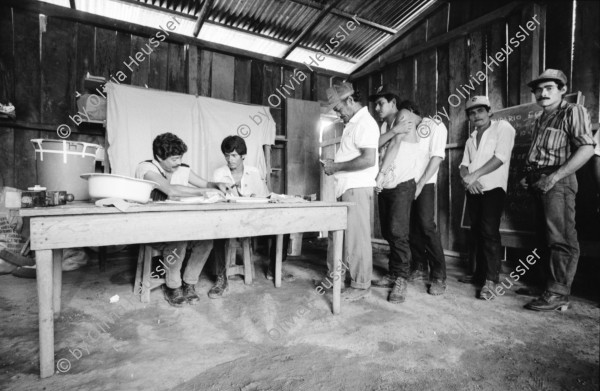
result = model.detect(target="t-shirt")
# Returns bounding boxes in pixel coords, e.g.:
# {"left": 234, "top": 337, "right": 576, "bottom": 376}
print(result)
{"left": 212, "top": 165, "right": 269, "bottom": 197}
{"left": 379, "top": 121, "right": 420, "bottom": 188}
{"left": 333, "top": 106, "right": 380, "bottom": 198}
{"left": 414, "top": 117, "right": 448, "bottom": 185}
{"left": 460, "top": 120, "right": 516, "bottom": 191}
{"left": 134, "top": 160, "right": 190, "bottom": 185}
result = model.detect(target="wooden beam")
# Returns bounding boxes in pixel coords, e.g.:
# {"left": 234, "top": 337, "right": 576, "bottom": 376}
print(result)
{"left": 69, "top": 0, "right": 75, "bottom": 10}
{"left": 4, "top": 0, "right": 350, "bottom": 78}
{"left": 350, "top": 1, "right": 525, "bottom": 79}
{"left": 282, "top": 0, "right": 343, "bottom": 59}
{"left": 193, "top": 0, "right": 214, "bottom": 38}
{"left": 287, "top": 0, "right": 397, "bottom": 35}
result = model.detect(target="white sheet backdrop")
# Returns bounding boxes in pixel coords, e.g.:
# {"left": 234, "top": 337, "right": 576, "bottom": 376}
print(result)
{"left": 106, "top": 83, "right": 275, "bottom": 180}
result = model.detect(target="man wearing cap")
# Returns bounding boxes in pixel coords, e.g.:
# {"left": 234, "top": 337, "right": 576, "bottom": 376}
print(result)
{"left": 368, "top": 88, "right": 422, "bottom": 303}
{"left": 521, "top": 69, "right": 596, "bottom": 311}
{"left": 459, "top": 96, "right": 516, "bottom": 300}
{"left": 321, "top": 82, "right": 379, "bottom": 301}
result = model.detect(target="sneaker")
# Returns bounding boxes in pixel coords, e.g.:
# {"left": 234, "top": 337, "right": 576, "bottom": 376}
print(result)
{"left": 408, "top": 269, "right": 427, "bottom": 282}
{"left": 208, "top": 275, "right": 228, "bottom": 299}
{"left": 372, "top": 274, "right": 396, "bottom": 288}
{"left": 428, "top": 279, "right": 446, "bottom": 295}
{"left": 525, "top": 291, "right": 569, "bottom": 312}
{"left": 341, "top": 287, "right": 370, "bottom": 301}
{"left": 389, "top": 277, "right": 407, "bottom": 303}
{"left": 163, "top": 286, "right": 186, "bottom": 307}
{"left": 182, "top": 282, "right": 200, "bottom": 305}
{"left": 479, "top": 280, "right": 496, "bottom": 300}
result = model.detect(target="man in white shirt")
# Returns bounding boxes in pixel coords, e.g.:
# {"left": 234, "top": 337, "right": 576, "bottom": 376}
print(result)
{"left": 401, "top": 101, "right": 448, "bottom": 295}
{"left": 459, "top": 96, "right": 516, "bottom": 300}
{"left": 368, "top": 88, "right": 420, "bottom": 303}
{"left": 210, "top": 136, "right": 292, "bottom": 297}
{"left": 321, "top": 82, "right": 379, "bottom": 301}
{"left": 135, "top": 132, "right": 226, "bottom": 307}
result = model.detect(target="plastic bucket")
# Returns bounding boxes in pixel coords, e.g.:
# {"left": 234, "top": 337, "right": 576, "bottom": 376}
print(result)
{"left": 31, "top": 139, "right": 103, "bottom": 200}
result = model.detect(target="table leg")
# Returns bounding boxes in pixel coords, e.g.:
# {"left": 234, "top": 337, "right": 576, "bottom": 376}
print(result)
{"left": 274, "top": 234, "right": 283, "bottom": 288}
{"left": 331, "top": 230, "right": 343, "bottom": 315}
{"left": 52, "top": 249, "right": 63, "bottom": 317}
{"left": 36, "top": 249, "right": 54, "bottom": 378}
{"left": 242, "top": 238, "right": 252, "bottom": 285}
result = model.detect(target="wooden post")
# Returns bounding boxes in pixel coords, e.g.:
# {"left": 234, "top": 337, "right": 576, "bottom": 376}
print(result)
{"left": 52, "top": 249, "right": 62, "bottom": 318}
{"left": 274, "top": 234, "right": 283, "bottom": 288}
{"left": 332, "top": 230, "right": 343, "bottom": 315}
{"left": 36, "top": 249, "right": 54, "bottom": 378}
{"left": 242, "top": 237, "right": 252, "bottom": 285}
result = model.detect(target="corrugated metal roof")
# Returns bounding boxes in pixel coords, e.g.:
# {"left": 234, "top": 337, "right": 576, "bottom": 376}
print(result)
{"left": 38, "top": 0, "right": 439, "bottom": 74}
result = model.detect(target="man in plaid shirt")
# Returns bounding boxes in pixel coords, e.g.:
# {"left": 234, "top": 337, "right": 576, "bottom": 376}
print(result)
{"left": 521, "top": 69, "right": 596, "bottom": 312}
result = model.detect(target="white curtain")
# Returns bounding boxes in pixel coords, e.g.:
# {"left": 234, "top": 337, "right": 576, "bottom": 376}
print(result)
{"left": 106, "top": 83, "right": 275, "bottom": 179}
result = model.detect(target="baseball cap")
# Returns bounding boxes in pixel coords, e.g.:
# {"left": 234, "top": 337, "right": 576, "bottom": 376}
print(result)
{"left": 368, "top": 85, "right": 401, "bottom": 102}
{"left": 527, "top": 69, "right": 568, "bottom": 88}
{"left": 465, "top": 95, "right": 491, "bottom": 111}
{"left": 326, "top": 82, "right": 354, "bottom": 109}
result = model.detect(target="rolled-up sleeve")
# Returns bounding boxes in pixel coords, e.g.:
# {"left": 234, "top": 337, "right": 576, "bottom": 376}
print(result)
{"left": 493, "top": 121, "right": 516, "bottom": 163}
{"left": 429, "top": 122, "right": 448, "bottom": 159}
{"left": 460, "top": 140, "right": 472, "bottom": 168}
{"left": 567, "top": 105, "right": 595, "bottom": 148}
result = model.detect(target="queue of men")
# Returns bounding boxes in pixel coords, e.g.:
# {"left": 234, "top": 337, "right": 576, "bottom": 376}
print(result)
{"left": 322, "top": 69, "right": 596, "bottom": 312}
{"left": 136, "top": 68, "right": 596, "bottom": 313}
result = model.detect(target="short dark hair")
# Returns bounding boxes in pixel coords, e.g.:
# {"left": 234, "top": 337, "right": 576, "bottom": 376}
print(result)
{"left": 221, "top": 135, "right": 247, "bottom": 156}
{"left": 375, "top": 94, "right": 401, "bottom": 108}
{"left": 153, "top": 132, "right": 187, "bottom": 160}
{"left": 397, "top": 100, "right": 421, "bottom": 116}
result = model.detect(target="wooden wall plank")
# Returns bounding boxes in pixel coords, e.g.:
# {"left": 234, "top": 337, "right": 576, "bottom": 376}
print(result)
{"left": 250, "top": 60, "right": 264, "bottom": 105}
{"left": 14, "top": 130, "right": 40, "bottom": 190}
{"left": 0, "top": 6, "right": 14, "bottom": 104}
{"left": 211, "top": 52, "right": 234, "bottom": 100}
{"left": 263, "top": 64, "right": 281, "bottom": 106}
{"left": 167, "top": 42, "right": 186, "bottom": 93}
{"left": 41, "top": 17, "right": 76, "bottom": 125}
{"left": 187, "top": 44, "right": 198, "bottom": 95}
{"left": 75, "top": 23, "right": 95, "bottom": 93}
{"left": 396, "top": 58, "right": 414, "bottom": 102}
{"left": 302, "top": 70, "right": 313, "bottom": 101}
{"left": 282, "top": 68, "right": 303, "bottom": 101}
{"left": 234, "top": 58, "right": 252, "bottom": 103}
{"left": 115, "top": 31, "right": 132, "bottom": 85}
{"left": 436, "top": 44, "right": 450, "bottom": 249}
{"left": 316, "top": 73, "right": 331, "bottom": 104}
{"left": 427, "top": 3, "right": 449, "bottom": 40}
{"left": 506, "top": 13, "right": 521, "bottom": 107}
{"left": 416, "top": 49, "right": 437, "bottom": 115}
{"left": 199, "top": 50, "right": 212, "bottom": 97}
{"left": 545, "top": 1, "right": 573, "bottom": 78}
{"left": 467, "top": 30, "right": 485, "bottom": 97}
{"left": 572, "top": 0, "right": 599, "bottom": 123}
{"left": 130, "top": 35, "right": 151, "bottom": 88}
{"left": 148, "top": 36, "right": 168, "bottom": 90}
{"left": 0, "top": 128, "right": 15, "bottom": 188}
{"left": 518, "top": 4, "right": 541, "bottom": 104}
{"left": 487, "top": 20, "right": 506, "bottom": 110}
{"left": 13, "top": 8, "right": 40, "bottom": 123}
{"left": 94, "top": 28, "right": 116, "bottom": 79}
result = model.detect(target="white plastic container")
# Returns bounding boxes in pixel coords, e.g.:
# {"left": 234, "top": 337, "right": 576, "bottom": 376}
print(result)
{"left": 80, "top": 173, "right": 158, "bottom": 204}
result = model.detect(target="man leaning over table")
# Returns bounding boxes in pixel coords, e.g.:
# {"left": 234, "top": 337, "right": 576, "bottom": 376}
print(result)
{"left": 135, "top": 132, "right": 227, "bottom": 307}
{"left": 321, "top": 82, "right": 379, "bottom": 302}
{"left": 520, "top": 69, "right": 596, "bottom": 312}
{"left": 209, "top": 135, "right": 293, "bottom": 299}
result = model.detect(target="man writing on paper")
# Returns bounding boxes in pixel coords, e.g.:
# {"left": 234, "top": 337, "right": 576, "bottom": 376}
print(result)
{"left": 135, "top": 132, "right": 226, "bottom": 306}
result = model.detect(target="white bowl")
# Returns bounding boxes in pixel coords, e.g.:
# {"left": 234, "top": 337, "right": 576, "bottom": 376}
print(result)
{"left": 80, "top": 173, "right": 158, "bottom": 204}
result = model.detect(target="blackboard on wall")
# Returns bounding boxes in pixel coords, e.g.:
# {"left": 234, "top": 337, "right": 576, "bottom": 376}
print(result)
{"left": 461, "top": 93, "right": 582, "bottom": 235}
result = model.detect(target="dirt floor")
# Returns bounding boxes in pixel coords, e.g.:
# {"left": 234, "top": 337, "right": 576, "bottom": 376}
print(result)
{"left": 0, "top": 239, "right": 598, "bottom": 391}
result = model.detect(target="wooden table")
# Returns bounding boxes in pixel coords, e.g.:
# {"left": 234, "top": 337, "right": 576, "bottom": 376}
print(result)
{"left": 19, "top": 201, "right": 348, "bottom": 378}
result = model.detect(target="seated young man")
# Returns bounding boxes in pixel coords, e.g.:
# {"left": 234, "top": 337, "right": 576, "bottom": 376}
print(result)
{"left": 135, "top": 132, "right": 226, "bottom": 307}
{"left": 208, "top": 136, "right": 292, "bottom": 298}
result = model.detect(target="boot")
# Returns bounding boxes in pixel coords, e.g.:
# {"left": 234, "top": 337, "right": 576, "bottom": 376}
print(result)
{"left": 163, "top": 286, "right": 186, "bottom": 307}
{"left": 208, "top": 273, "right": 228, "bottom": 299}
{"left": 182, "top": 282, "right": 200, "bottom": 305}
{"left": 389, "top": 277, "right": 407, "bottom": 303}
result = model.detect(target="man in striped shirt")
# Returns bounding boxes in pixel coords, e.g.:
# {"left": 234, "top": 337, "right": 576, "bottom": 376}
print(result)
{"left": 521, "top": 69, "right": 596, "bottom": 312}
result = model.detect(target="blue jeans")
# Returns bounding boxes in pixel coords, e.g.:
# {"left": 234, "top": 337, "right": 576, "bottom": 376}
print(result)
{"left": 379, "top": 180, "right": 416, "bottom": 279}
{"left": 531, "top": 173, "right": 580, "bottom": 295}
{"left": 410, "top": 183, "right": 447, "bottom": 280}
{"left": 466, "top": 188, "right": 506, "bottom": 283}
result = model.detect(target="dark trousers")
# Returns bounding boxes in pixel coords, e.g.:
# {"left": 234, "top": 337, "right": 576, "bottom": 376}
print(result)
{"left": 214, "top": 235, "right": 290, "bottom": 276}
{"left": 410, "top": 183, "right": 447, "bottom": 280}
{"left": 378, "top": 180, "right": 415, "bottom": 279}
{"left": 466, "top": 187, "right": 506, "bottom": 283}
{"left": 530, "top": 172, "right": 580, "bottom": 295}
